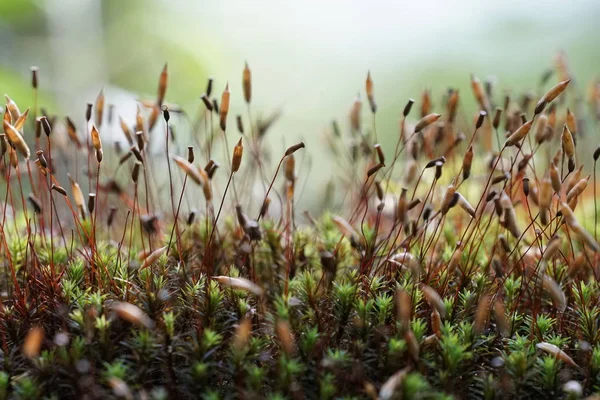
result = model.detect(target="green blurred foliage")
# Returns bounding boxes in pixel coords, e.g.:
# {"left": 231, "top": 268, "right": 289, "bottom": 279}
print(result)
{"left": 101, "top": 0, "right": 209, "bottom": 105}
{"left": 0, "top": 1, "right": 44, "bottom": 28}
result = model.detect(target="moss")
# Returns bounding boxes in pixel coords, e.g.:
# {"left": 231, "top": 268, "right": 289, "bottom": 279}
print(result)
{"left": 0, "top": 58, "right": 599, "bottom": 399}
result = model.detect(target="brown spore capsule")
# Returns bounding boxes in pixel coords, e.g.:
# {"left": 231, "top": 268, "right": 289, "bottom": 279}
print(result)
{"left": 232, "top": 137, "right": 243, "bottom": 173}
{"left": 243, "top": 62, "right": 252, "bottom": 104}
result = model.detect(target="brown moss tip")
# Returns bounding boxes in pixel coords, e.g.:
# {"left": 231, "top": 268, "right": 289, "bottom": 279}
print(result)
{"left": 366, "top": 70, "right": 376, "bottom": 113}
{"left": 243, "top": 61, "right": 252, "bottom": 104}
{"left": 232, "top": 137, "right": 243, "bottom": 173}
{"left": 462, "top": 146, "right": 473, "bottom": 181}
{"left": 87, "top": 193, "right": 96, "bottom": 214}
{"left": 285, "top": 142, "right": 305, "bottom": 156}
{"left": 414, "top": 113, "right": 442, "bottom": 133}
{"left": 85, "top": 103, "right": 93, "bottom": 122}
{"left": 30, "top": 66, "right": 39, "bottom": 89}
{"left": 205, "top": 77, "right": 214, "bottom": 97}
{"left": 374, "top": 143, "right": 385, "bottom": 165}
{"left": 51, "top": 184, "right": 67, "bottom": 196}
{"left": 403, "top": 98, "right": 415, "bottom": 117}
{"left": 236, "top": 115, "right": 244, "bottom": 134}
{"left": 476, "top": 110, "right": 487, "bottom": 129}
{"left": 23, "top": 326, "right": 44, "bottom": 359}
{"left": 95, "top": 88, "right": 105, "bottom": 128}
{"left": 131, "top": 161, "right": 141, "bottom": 183}
{"left": 367, "top": 162, "right": 384, "bottom": 177}
{"left": 162, "top": 104, "right": 170, "bottom": 122}
{"left": 594, "top": 145, "right": 600, "bottom": 161}
{"left": 201, "top": 94, "right": 213, "bottom": 111}
{"left": 522, "top": 176, "right": 530, "bottom": 197}
{"left": 158, "top": 63, "right": 168, "bottom": 106}
{"left": 40, "top": 116, "right": 51, "bottom": 137}
{"left": 220, "top": 83, "right": 230, "bottom": 131}
{"left": 27, "top": 193, "right": 42, "bottom": 214}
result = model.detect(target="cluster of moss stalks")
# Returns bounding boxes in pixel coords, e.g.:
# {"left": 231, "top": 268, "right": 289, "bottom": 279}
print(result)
{"left": 2, "top": 56, "right": 600, "bottom": 399}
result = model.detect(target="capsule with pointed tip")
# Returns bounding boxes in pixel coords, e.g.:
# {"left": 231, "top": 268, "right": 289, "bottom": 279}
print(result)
{"left": 65, "top": 117, "right": 82, "bottom": 147}
{"left": 566, "top": 108, "right": 577, "bottom": 138}
{"left": 566, "top": 177, "right": 589, "bottom": 203}
{"left": 157, "top": 63, "right": 168, "bottom": 106}
{"left": 447, "top": 89, "right": 459, "bottom": 122}
{"left": 232, "top": 138, "right": 243, "bottom": 173}
{"left": 4, "top": 95, "right": 21, "bottom": 121}
{"left": 539, "top": 177, "right": 553, "bottom": 211}
{"left": 243, "top": 62, "right": 252, "bottom": 104}
{"left": 3, "top": 121, "right": 30, "bottom": 159}
{"left": 414, "top": 113, "right": 442, "bottom": 133}
{"left": 504, "top": 119, "right": 533, "bottom": 147}
{"left": 90, "top": 124, "right": 103, "bottom": 163}
{"left": 350, "top": 94, "right": 362, "bottom": 132}
{"left": 471, "top": 75, "right": 490, "bottom": 111}
{"left": 462, "top": 146, "right": 474, "bottom": 181}
{"left": 68, "top": 174, "right": 87, "bottom": 217}
{"left": 118, "top": 117, "right": 133, "bottom": 145}
{"left": 561, "top": 124, "right": 575, "bottom": 160}
{"left": 440, "top": 184, "right": 457, "bottom": 214}
{"left": 535, "top": 79, "right": 571, "bottom": 115}
{"left": 95, "top": 89, "right": 105, "bottom": 128}
{"left": 367, "top": 162, "right": 383, "bottom": 177}
{"left": 173, "top": 156, "right": 204, "bottom": 185}
{"left": 420, "top": 90, "right": 431, "bottom": 118}
{"left": 366, "top": 71, "right": 376, "bottom": 113}
{"left": 534, "top": 114, "right": 548, "bottom": 144}
{"left": 219, "top": 84, "right": 230, "bottom": 131}
{"left": 12, "top": 107, "right": 29, "bottom": 133}
{"left": 285, "top": 142, "right": 305, "bottom": 156}
{"left": 51, "top": 184, "right": 67, "bottom": 196}
{"left": 549, "top": 163, "right": 561, "bottom": 193}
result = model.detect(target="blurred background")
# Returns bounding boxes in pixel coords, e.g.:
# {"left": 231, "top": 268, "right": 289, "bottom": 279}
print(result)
{"left": 1, "top": 0, "right": 599, "bottom": 211}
